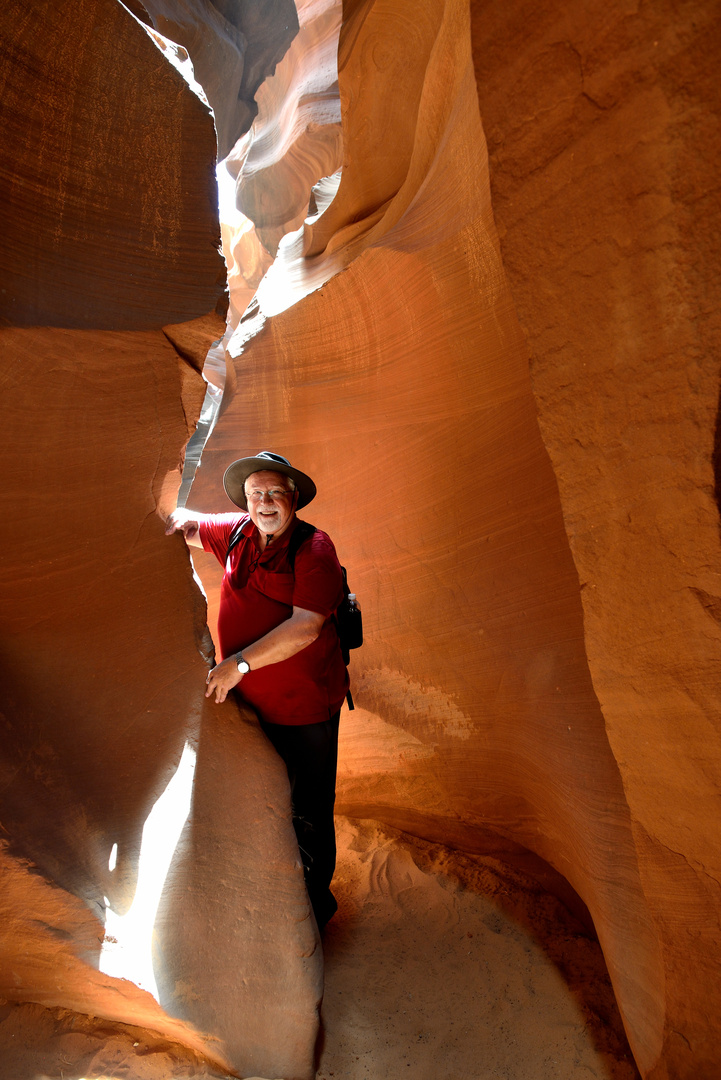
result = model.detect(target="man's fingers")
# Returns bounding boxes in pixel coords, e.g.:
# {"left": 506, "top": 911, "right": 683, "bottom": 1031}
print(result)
{"left": 165, "top": 511, "right": 199, "bottom": 540}
{"left": 205, "top": 661, "right": 238, "bottom": 704}
{"left": 205, "top": 668, "right": 217, "bottom": 697}
{"left": 205, "top": 669, "right": 225, "bottom": 703}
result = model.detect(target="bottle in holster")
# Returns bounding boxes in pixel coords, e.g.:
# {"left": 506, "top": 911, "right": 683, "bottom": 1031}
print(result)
{"left": 335, "top": 570, "right": 363, "bottom": 712}
{"left": 337, "top": 589, "right": 363, "bottom": 667}
{"left": 343, "top": 593, "right": 363, "bottom": 650}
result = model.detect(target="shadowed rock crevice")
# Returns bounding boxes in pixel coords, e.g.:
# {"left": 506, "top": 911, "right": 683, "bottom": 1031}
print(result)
{"left": 713, "top": 387, "right": 721, "bottom": 528}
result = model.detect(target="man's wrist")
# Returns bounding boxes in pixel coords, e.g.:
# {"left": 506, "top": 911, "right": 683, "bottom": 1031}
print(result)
{"left": 235, "top": 651, "right": 251, "bottom": 674}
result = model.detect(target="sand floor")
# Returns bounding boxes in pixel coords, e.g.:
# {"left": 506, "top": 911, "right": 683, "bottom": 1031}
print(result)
{"left": 0, "top": 817, "right": 641, "bottom": 1080}
{"left": 317, "top": 817, "right": 640, "bottom": 1080}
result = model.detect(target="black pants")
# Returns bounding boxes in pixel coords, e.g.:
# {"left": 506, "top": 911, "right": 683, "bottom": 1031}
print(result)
{"left": 260, "top": 711, "right": 341, "bottom": 930}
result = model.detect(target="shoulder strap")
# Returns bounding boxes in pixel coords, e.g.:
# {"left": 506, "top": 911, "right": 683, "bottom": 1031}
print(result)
{"left": 226, "top": 519, "right": 247, "bottom": 561}
{"left": 287, "top": 520, "right": 317, "bottom": 569}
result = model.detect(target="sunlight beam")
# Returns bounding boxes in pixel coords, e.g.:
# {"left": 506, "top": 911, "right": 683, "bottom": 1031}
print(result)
{"left": 100, "top": 741, "right": 197, "bottom": 999}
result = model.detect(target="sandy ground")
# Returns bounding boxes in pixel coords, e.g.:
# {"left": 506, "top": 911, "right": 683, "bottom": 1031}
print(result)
{"left": 318, "top": 818, "right": 640, "bottom": 1080}
{"left": 0, "top": 817, "right": 640, "bottom": 1080}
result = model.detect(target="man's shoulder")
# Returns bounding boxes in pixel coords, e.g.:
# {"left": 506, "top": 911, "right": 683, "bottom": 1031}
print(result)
{"left": 290, "top": 520, "right": 344, "bottom": 610}
{"left": 291, "top": 520, "right": 340, "bottom": 567}
{"left": 204, "top": 511, "right": 249, "bottom": 531}
{"left": 292, "top": 518, "right": 336, "bottom": 546}
{"left": 200, "top": 511, "right": 249, "bottom": 549}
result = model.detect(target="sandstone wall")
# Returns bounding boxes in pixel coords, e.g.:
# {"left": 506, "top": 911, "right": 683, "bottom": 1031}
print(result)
{"left": 189, "top": 1, "right": 721, "bottom": 1076}
{"left": 0, "top": 1, "right": 322, "bottom": 1077}
{"left": 2, "top": 0, "right": 719, "bottom": 1077}
{"left": 471, "top": 3, "right": 721, "bottom": 1076}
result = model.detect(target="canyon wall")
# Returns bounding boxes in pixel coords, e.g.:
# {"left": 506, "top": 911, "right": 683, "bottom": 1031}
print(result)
{"left": 188, "top": 1, "right": 721, "bottom": 1077}
{"left": 1, "top": 0, "right": 720, "bottom": 1078}
{"left": 0, "top": 1, "right": 322, "bottom": 1078}
{"left": 470, "top": 3, "right": 721, "bottom": 1076}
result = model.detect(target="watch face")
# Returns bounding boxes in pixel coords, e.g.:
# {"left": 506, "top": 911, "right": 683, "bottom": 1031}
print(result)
{"left": 237, "top": 657, "right": 250, "bottom": 673}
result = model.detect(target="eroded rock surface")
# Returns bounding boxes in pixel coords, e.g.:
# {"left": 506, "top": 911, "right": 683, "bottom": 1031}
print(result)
{"left": 0, "top": 0, "right": 225, "bottom": 330}
{"left": 190, "top": 1, "right": 721, "bottom": 1078}
{"left": 471, "top": 3, "right": 721, "bottom": 1077}
{"left": 133, "top": 0, "right": 300, "bottom": 160}
{"left": 0, "top": 1, "right": 322, "bottom": 1077}
{"left": 228, "top": 0, "right": 343, "bottom": 257}
{"left": 2, "top": 0, "right": 720, "bottom": 1078}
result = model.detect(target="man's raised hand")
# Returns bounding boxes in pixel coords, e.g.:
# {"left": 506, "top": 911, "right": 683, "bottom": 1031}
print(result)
{"left": 165, "top": 508, "right": 202, "bottom": 546}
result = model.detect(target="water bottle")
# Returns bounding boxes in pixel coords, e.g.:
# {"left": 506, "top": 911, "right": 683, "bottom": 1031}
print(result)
{"left": 344, "top": 593, "right": 364, "bottom": 650}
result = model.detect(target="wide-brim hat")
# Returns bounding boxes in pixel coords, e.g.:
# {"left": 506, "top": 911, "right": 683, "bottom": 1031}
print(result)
{"left": 223, "top": 451, "right": 317, "bottom": 510}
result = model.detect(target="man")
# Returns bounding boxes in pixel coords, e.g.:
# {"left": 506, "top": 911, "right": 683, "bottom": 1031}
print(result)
{"left": 165, "top": 451, "right": 348, "bottom": 930}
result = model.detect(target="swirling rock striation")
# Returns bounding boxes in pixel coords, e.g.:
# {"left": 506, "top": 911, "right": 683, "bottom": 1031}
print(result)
{"left": 192, "top": 1, "right": 721, "bottom": 1077}
{"left": 471, "top": 3, "right": 721, "bottom": 1076}
{"left": 227, "top": 0, "right": 343, "bottom": 256}
{"left": 0, "top": 0, "right": 225, "bottom": 330}
{"left": 2, "top": 0, "right": 720, "bottom": 1077}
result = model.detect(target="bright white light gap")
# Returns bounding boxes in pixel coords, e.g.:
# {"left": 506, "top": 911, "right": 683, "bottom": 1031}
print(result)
{"left": 99, "top": 741, "right": 197, "bottom": 1000}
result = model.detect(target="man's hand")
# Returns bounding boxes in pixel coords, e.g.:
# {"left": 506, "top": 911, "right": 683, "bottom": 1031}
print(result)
{"left": 165, "top": 508, "right": 203, "bottom": 548}
{"left": 205, "top": 657, "right": 243, "bottom": 704}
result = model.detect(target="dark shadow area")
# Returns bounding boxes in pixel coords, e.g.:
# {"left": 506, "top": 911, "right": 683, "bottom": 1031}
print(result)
{"left": 713, "top": 387, "right": 721, "bottom": 534}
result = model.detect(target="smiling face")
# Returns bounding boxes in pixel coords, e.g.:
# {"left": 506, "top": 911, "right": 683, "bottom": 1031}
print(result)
{"left": 244, "top": 470, "right": 297, "bottom": 540}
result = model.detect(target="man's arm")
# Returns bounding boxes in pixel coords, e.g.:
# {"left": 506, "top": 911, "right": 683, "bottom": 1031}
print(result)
{"left": 205, "top": 606, "right": 325, "bottom": 704}
{"left": 164, "top": 507, "right": 206, "bottom": 549}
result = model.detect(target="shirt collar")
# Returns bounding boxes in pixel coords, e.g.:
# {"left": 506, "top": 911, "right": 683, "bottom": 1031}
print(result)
{"left": 242, "top": 512, "right": 298, "bottom": 553}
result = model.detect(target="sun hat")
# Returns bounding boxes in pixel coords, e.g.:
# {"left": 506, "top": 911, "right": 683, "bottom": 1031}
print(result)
{"left": 223, "top": 451, "right": 317, "bottom": 510}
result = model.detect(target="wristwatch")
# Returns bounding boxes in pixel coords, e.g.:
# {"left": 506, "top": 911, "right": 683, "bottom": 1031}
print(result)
{"left": 235, "top": 652, "right": 251, "bottom": 675}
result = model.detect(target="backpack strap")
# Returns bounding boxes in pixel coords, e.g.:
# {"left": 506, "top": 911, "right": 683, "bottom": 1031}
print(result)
{"left": 286, "top": 519, "right": 317, "bottom": 568}
{"left": 226, "top": 519, "right": 247, "bottom": 561}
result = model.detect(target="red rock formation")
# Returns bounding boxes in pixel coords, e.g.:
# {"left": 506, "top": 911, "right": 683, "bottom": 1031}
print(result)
{"left": 2, "top": 0, "right": 719, "bottom": 1077}
{"left": 0, "top": 0, "right": 225, "bottom": 330}
{"left": 0, "top": 1, "right": 322, "bottom": 1077}
{"left": 212, "top": 0, "right": 343, "bottom": 338}
{"left": 470, "top": 4, "right": 721, "bottom": 1077}
{"left": 188, "top": 1, "right": 721, "bottom": 1077}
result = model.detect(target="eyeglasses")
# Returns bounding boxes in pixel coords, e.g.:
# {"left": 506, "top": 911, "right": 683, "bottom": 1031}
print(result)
{"left": 245, "top": 488, "right": 293, "bottom": 502}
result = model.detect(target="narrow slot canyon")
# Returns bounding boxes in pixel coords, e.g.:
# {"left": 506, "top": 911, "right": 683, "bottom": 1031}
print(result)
{"left": 1, "top": 2, "right": 720, "bottom": 1080}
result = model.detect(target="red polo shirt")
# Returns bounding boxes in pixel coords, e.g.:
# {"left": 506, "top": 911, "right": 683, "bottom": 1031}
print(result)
{"left": 199, "top": 512, "right": 348, "bottom": 725}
